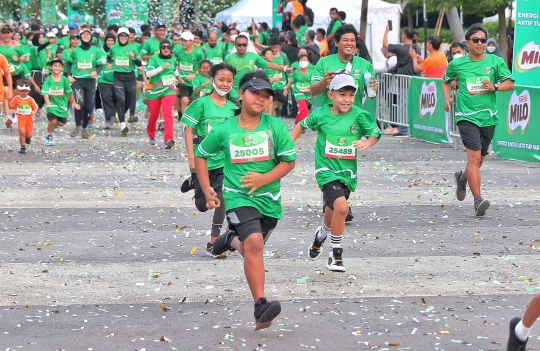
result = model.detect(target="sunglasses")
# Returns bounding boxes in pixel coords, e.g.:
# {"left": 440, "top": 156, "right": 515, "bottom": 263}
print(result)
{"left": 236, "top": 43, "right": 247, "bottom": 47}
{"left": 470, "top": 38, "right": 487, "bottom": 44}
{"left": 161, "top": 45, "right": 171, "bottom": 49}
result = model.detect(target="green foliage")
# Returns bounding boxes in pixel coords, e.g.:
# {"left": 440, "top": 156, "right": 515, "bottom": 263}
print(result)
{"left": 406, "top": 0, "right": 512, "bottom": 16}
{"left": 482, "top": 20, "right": 514, "bottom": 41}
{"left": 416, "top": 28, "right": 454, "bottom": 44}
{"left": 197, "top": 0, "right": 240, "bottom": 24}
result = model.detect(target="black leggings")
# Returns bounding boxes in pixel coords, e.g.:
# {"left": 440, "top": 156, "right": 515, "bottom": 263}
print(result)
{"left": 113, "top": 73, "right": 136, "bottom": 123}
{"left": 72, "top": 78, "right": 96, "bottom": 128}
{"left": 30, "top": 71, "right": 45, "bottom": 108}
{"left": 98, "top": 83, "right": 117, "bottom": 121}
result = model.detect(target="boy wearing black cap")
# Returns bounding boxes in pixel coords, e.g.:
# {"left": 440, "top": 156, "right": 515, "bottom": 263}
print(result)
{"left": 195, "top": 71, "right": 296, "bottom": 330}
{"left": 291, "top": 74, "right": 381, "bottom": 272}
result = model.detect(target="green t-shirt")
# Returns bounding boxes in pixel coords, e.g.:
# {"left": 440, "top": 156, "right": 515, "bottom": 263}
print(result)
{"left": 299, "top": 105, "right": 381, "bottom": 192}
{"left": 331, "top": 20, "right": 343, "bottom": 34}
{"left": 30, "top": 46, "right": 48, "bottom": 70}
{"left": 46, "top": 43, "right": 59, "bottom": 59}
{"left": 68, "top": 46, "right": 102, "bottom": 78}
{"left": 201, "top": 43, "right": 225, "bottom": 65}
{"left": 0, "top": 43, "right": 26, "bottom": 75}
{"left": 181, "top": 95, "right": 237, "bottom": 170}
{"left": 62, "top": 48, "right": 73, "bottom": 68}
{"left": 41, "top": 75, "right": 73, "bottom": 118}
{"left": 443, "top": 54, "right": 513, "bottom": 127}
{"left": 145, "top": 56, "right": 179, "bottom": 100}
{"left": 141, "top": 37, "right": 173, "bottom": 58}
{"left": 311, "top": 55, "right": 375, "bottom": 108}
{"left": 97, "top": 48, "right": 114, "bottom": 84}
{"left": 265, "top": 53, "right": 289, "bottom": 91}
{"left": 220, "top": 41, "right": 235, "bottom": 55}
{"left": 296, "top": 25, "right": 308, "bottom": 47}
{"left": 258, "top": 31, "right": 270, "bottom": 46}
{"left": 225, "top": 52, "right": 270, "bottom": 98}
{"left": 195, "top": 114, "right": 296, "bottom": 219}
{"left": 174, "top": 46, "right": 204, "bottom": 88}
{"left": 108, "top": 43, "right": 141, "bottom": 73}
{"left": 59, "top": 36, "right": 70, "bottom": 50}
{"left": 20, "top": 44, "right": 32, "bottom": 71}
{"left": 19, "top": 64, "right": 31, "bottom": 79}
{"left": 192, "top": 74, "right": 213, "bottom": 97}
{"left": 291, "top": 66, "right": 314, "bottom": 102}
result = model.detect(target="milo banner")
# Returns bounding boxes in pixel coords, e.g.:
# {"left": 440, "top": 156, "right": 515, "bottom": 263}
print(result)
{"left": 492, "top": 86, "right": 540, "bottom": 162}
{"left": 407, "top": 77, "right": 452, "bottom": 144}
{"left": 106, "top": 0, "right": 148, "bottom": 30}
{"left": 272, "top": 0, "right": 283, "bottom": 30}
{"left": 68, "top": 0, "right": 94, "bottom": 25}
{"left": 40, "top": 0, "right": 57, "bottom": 25}
{"left": 513, "top": 0, "right": 540, "bottom": 86}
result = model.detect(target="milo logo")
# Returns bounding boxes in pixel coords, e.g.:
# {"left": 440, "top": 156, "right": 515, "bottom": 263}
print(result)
{"left": 419, "top": 81, "right": 437, "bottom": 119}
{"left": 508, "top": 90, "right": 530, "bottom": 134}
{"left": 515, "top": 41, "right": 540, "bottom": 73}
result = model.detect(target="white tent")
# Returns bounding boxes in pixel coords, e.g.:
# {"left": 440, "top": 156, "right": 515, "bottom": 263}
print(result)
{"left": 214, "top": 0, "right": 401, "bottom": 67}
{"left": 483, "top": 0, "right": 516, "bottom": 22}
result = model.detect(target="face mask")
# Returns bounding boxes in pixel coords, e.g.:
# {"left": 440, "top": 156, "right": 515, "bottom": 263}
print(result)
{"left": 299, "top": 61, "right": 309, "bottom": 69}
{"left": 213, "top": 81, "right": 231, "bottom": 96}
{"left": 230, "top": 35, "right": 237, "bottom": 42}
{"left": 453, "top": 53, "right": 464, "bottom": 59}
{"left": 487, "top": 46, "right": 496, "bottom": 53}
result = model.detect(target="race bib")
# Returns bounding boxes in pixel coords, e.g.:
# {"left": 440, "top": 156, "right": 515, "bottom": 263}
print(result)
{"left": 17, "top": 104, "right": 32, "bottom": 115}
{"left": 116, "top": 56, "right": 130, "bottom": 67}
{"left": 49, "top": 87, "right": 64, "bottom": 96}
{"left": 273, "top": 72, "right": 283, "bottom": 80}
{"left": 324, "top": 135, "right": 356, "bottom": 160}
{"left": 229, "top": 131, "right": 272, "bottom": 163}
{"left": 297, "top": 82, "right": 310, "bottom": 93}
{"left": 211, "top": 57, "right": 223, "bottom": 65}
{"left": 179, "top": 62, "right": 193, "bottom": 72}
{"left": 77, "top": 61, "right": 93, "bottom": 70}
{"left": 466, "top": 76, "right": 490, "bottom": 95}
{"left": 161, "top": 74, "right": 176, "bottom": 86}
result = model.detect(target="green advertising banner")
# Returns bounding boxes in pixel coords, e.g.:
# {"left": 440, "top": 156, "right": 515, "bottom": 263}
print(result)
{"left": 19, "top": 0, "right": 33, "bottom": 24}
{"left": 40, "top": 0, "right": 57, "bottom": 25}
{"left": 492, "top": 86, "right": 540, "bottom": 162}
{"left": 513, "top": 0, "right": 540, "bottom": 87}
{"left": 407, "top": 77, "right": 452, "bottom": 144}
{"left": 272, "top": 0, "right": 283, "bottom": 30}
{"left": 68, "top": 0, "right": 94, "bottom": 25}
{"left": 106, "top": 0, "right": 148, "bottom": 30}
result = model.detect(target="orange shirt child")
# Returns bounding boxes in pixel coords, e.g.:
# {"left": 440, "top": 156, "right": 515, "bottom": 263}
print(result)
{"left": 11, "top": 95, "right": 38, "bottom": 134}
{"left": 0, "top": 54, "right": 11, "bottom": 102}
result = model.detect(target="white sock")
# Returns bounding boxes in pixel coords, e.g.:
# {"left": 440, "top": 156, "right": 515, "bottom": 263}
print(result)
{"left": 120, "top": 122, "right": 126, "bottom": 129}
{"left": 515, "top": 320, "right": 531, "bottom": 342}
{"left": 330, "top": 234, "right": 342, "bottom": 248}
{"left": 317, "top": 223, "right": 330, "bottom": 241}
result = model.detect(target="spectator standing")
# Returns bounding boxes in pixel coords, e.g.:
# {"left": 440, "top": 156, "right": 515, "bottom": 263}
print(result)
{"left": 316, "top": 29, "right": 329, "bottom": 58}
{"left": 326, "top": 8, "right": 343, "bottom": 54}
{"left": 410, "top": 35, "right": 447, "bottom": 78}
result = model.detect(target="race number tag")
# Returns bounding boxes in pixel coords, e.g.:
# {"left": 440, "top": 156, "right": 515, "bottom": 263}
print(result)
{"left": 49, "top": 87, "right": 64, "bottom": 96}
{"left": 466, "top": 76, "right": 490, "bottom": 95}
{"left": 324, "top": 135, "right": 356, "bottom": 160}
{"left": 17, "top": 104, "right": 32, "bottom": 115}
{"left": 161, "top": 74, "right": 176, "bottom": 86}
{"left": 179, "top": 62, "right": 193, "bottom": 72}
{"left": 211, "top": 57, "right": 223, "bottom": 65}
{"left": 297, "top": 82, "right": 310, "bottom": 93}
{"left": 116, "top": 56, "right": 130, "bottom": 67}
{"left": 77, "top": 61, "right": 93, "bottom": 70}
{"left": 229, "top": 131, "right": 272, "bottom": 163}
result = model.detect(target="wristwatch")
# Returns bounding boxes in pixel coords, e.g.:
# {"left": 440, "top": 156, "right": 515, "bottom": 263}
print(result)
{"left": 494, "top": 83, "right": 499, "bottom": 91}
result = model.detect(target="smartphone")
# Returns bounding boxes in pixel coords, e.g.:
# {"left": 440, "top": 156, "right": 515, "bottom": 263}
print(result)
{"left": 388, "top": 20, "right": 393, "bottom": 31}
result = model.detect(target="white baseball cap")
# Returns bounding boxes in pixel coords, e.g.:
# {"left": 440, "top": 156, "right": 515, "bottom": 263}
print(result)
{"left": 329, "top": 74, "right": 358, "bottom": 92}
{"left": 117, "top": 27, "right": 129, "bottom": 36}
{"left": 45, "top": 32, "right": 56, "bottom": 38}
{"left": 180, "top": 32, "right": 194, "bottom": 41}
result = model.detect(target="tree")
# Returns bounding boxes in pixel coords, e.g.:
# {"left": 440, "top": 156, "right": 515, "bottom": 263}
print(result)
{"left": 359, "top": 0, "right": 368, "bottom": 42}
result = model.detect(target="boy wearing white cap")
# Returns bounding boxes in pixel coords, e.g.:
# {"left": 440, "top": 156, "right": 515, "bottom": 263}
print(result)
{"left": 291, "top": 74, "right": 381, "bottom": 272}
{"left": 10, "top": 79, "right": 38, "bottom": 154}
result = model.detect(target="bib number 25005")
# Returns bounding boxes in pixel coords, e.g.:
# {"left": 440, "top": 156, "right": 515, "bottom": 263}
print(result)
{"left": 229, "top": 131, "right": 271, "bottom": 163}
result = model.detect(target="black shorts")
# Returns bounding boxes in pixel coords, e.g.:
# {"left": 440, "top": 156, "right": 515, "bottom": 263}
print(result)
{"left": 193, "top": 167, "right": 224, "bottom": 199}
{"left": 274, "top": 89, "right": 288, "bottom": 104}
{"left": 137, "top": 74, "right": 143, "bottom": 82}
{"left": 322, "top": 180, "right": 351, "bottom": 210}
{"left": 226, "top": 206, "right": 278, "bottom": 243}
{"left": 47, "top": 113, "right": 67, "bottom": 124}
{"left": 177, "top": 84, "right": 193, "bottom": 98}
{"left": 457, "top": 120, "right": 495, "bottom": 156}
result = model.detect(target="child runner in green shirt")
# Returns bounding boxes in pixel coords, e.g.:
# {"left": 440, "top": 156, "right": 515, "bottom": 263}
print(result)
{"left": 195, "top": 71, "right": 296, "bottom": 330}
{"left": 181, "top": 63, "right": 238, "bottom": 258}
{"left": 191, "top": 59, "right": 213, "bottom": 98}
{"left": 291, "top": 74, "right": 381, "bottom": 272}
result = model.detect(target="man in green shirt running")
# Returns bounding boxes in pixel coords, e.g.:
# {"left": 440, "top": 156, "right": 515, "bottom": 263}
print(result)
{"left": 443, "top": 23, "right": 514, "bottom": 217}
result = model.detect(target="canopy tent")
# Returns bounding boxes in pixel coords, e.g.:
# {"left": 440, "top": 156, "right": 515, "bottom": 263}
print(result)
{"left": 483, "top": 1, "right": 517, "bottom": 22}
{"left": 214, "top": 0, "right": 401, "bottom": 67}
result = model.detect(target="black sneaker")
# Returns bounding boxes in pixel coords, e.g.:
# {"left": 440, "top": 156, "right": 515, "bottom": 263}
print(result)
{"left": 121, "top": 125, "right": 129, "bottom": 137}
{"left": 25, "top": 137, "right": 31, "bottom": 145}
{"left": 308, "top": 226, "right": 326, "bottom": 260}
{"left": 19, "top": 147, "right": 27, "bottom": 154}
{"left": 180, "top": 176, "right": 194, "bottom": 193}
{"left": 254, "top": 298, "right": 281, "bottom": 330}
{"left": 165, "top": 139, "right": 175, "bottom": 149}
{"left": 345, "top": 206, "right": 354, "bottom": 222}
{"left": 475, "top": 199, "right": 490, "bottom": 217}
{"left": 454, "top": 171, "right": 467, "bottom": 201}
{"left": 206, "top": 242, "right": 226, "bottom": 259}
{"left": 507, "top": 317, "right": 528, "bottom": 351}
{"left": 327, "top": 248, "right": 346, "bottom": 272}
{"left": 212, "top": 230, "right": 237, "bottom": 256}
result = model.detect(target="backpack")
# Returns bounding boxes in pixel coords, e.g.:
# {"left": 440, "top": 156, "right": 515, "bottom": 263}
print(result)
{"left": 304, "top": 7, "right": 314, "bottom": 27}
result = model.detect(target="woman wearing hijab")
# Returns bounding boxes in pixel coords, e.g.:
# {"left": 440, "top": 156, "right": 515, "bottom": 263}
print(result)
{"left": 486, "top": 38, "right": 504, "bottom": 58}
{"left": 67, "top": 26, "right": 102, "bottom": 139}
{"left": 145, "top": 39, "right": 181, "bottom": 149}
{"left": 98, "top": 33, "right": 117, "bottom": 129}
{"left": 29, "top": 32, "right": 49, "bottom": 112}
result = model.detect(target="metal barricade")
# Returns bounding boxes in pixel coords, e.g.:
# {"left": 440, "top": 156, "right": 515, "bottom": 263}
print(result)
{"left": 376, "top": 73, "right": 412, "bottom": 134}
{"left": 447, "top": 90, "right": 461, "bottom": 149}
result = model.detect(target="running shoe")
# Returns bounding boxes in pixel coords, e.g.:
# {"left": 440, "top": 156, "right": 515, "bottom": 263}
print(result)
{"left": 158, "top": 121, "right": 164, "bottom": 131}
{"left": 180, "top": 176, "right": 194, "bottom": 193}
{"left": 70, "top": 126, "right": 82, "bottom": 138}
{"left": 475, "top": 199, "right": 490, "bottom": 217}
{"left": 165, "top": 139, "right": 175, "bottom": 149}
{"left": 254, "top": 298, "right": 281, "bottom": 330}
{"left": 454, "top": 171, "right": 467, "bottom": 201}
{"left": 206, "top": 242, "right": 227, "bottom": 259}
{"left": 81, "top": 128, "right": 90, "bottom": 139}
{"left": 212, "top": 230, "right": 238, "bottom": 256}
{"left": 507, "top": 317, "right": 528, "bottom": 351}
{"left": 345, "top": 206, "right": 354, "bottom": 222}
{"left": 327, "top": 248, "right": 346, "bottom": 272}
{"left": 25, "top": 137, "right": 31, "bottom": 145}
{"left": 44, "top": 135, "right": 54, "bottom": 146}
{"left": 128, "top": 115, "right": 138, "bottom": 123}
{"left": 121, "top": 125, "right": 129, "bottom": 137}
{"left": 19, "top": 147, "right": 26, "bottom": 154}
{"left": 149, "top": 137, "right": 156, "bottom": 146}
{"left": 308, "top": 226, "right": 326, "bottom": 260}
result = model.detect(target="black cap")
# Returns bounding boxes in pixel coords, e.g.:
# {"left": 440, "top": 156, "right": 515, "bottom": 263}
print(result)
{"left": 70, "top": 34, "right": 80, "bottom": 39}
{"left": 240, "top": 78, "right": 276, "bottom": 97}
{"left": 48, "top": 58, "right": 64, "bottom": 66}
{"left": 154, "top": 22, "right": 166, "bottom": 29}
{"left": 259, "top": 22, "right": 269, "bottom": 30}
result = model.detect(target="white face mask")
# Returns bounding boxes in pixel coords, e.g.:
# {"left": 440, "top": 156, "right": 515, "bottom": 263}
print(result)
{"left": 487, "top": 46, "right": 496, "bottom": 53}
{"left": 299, "top": 61, "right": 309, "bottom": 69}
{"left": 453, "top": 53, "right": 464, "bottom": 59}
{"left": 230, "top": 35, "right": 238, "bottom": 42}
{"left": 213, "top": 81, "right": 231, "bottom": 96}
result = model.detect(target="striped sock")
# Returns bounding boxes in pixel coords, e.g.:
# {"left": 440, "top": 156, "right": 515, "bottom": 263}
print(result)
{"left": 330, "top": 234, "right": 342, "bottom": 248}
{"left": 317, "top": 223, "right": 331, "bottom": 241}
